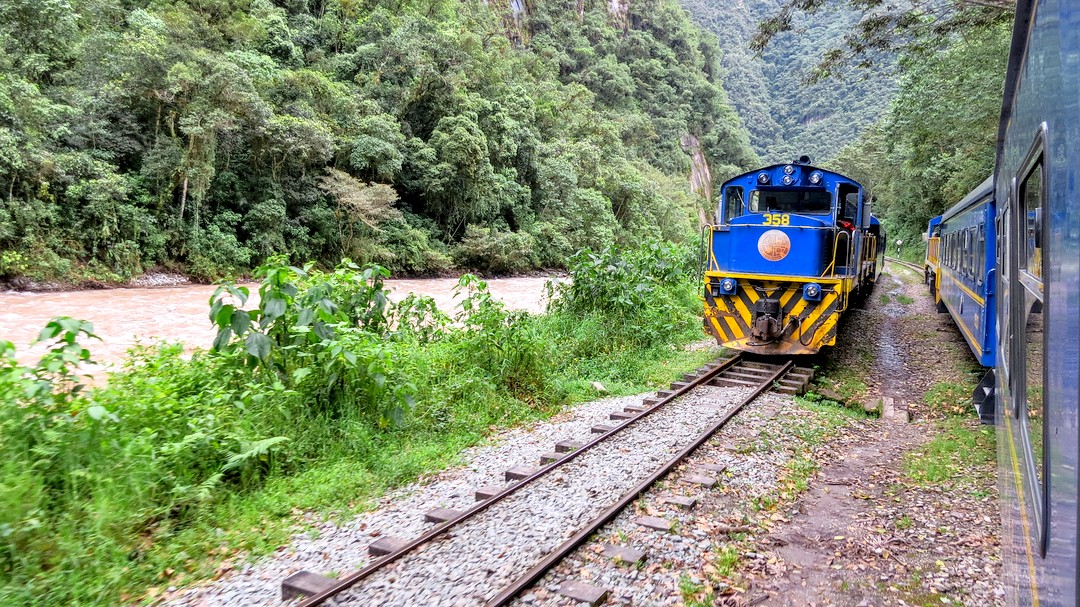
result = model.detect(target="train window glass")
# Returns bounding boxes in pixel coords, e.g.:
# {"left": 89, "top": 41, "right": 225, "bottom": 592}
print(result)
{"left": 1017, "top": 156, "right": 1046, "bottom": 553}
{"left": 1024, "top": 286, "right": 1044, "bottom": 500}
{"left": 972, "top": 227, "right": 980, "bottom": 278}
{"left": 997, "top": 208, "right": 1011, "bottom": 390}
{"left": 964, "top": 229, "right": 972, "bottom": 278}
{"left": 838, "top": 184, "right": 858, "bottom": 220}
{"left": 1022, "top": 161, "right": 1043, "bottom": 278}
{"left": 749, "top": 189, "right": 832, "bottom": 214}
{"left": 724, "top": 186, "right": 744, "bottom": 223}
{"left": 977, "top": 224, "right": 985, "bottom": 285}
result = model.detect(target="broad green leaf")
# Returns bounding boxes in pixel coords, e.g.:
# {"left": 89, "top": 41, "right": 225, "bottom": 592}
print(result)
{"left": 245, "top": 332, "right": 272, "bottom": 360}
{"left": 213, "top": 327, "right": 233, "bottom": 351}
{"left": 230, "top": 311, "right": 251, "bottom": 335}
{"left": 263, "top": 297, "right": 286, "bottom": 322}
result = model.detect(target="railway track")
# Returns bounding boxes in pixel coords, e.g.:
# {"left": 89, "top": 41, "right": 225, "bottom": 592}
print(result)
{"left": 282, "top": 353, "right": 812, "bottom": 607}
{"left": 885, "top": 256, "right": 923, "bottom": 273}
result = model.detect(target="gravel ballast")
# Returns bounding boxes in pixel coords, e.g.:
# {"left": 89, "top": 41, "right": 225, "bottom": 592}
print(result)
{"left": 163, "top": 379, "right": 757, "bottom": 607}
{"left": 335, "top": 384, "right": 753, "bottom": 606}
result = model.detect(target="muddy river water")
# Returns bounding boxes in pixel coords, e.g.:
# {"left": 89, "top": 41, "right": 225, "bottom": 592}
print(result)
{"left": 0, "top": 276, "right": 555, "bottom": 367}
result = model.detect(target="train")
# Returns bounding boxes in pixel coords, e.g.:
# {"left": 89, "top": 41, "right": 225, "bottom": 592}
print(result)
{"left": 991, "top": 0, "right": 1077, "bottom": 601}
{"left": 923, "top": 177, "right": 998, "bottom": 422}
{"left": 921, "top": 0, "right": 1078, "bottom": 601}
{"left": 924, "top": 176, "right": 996, "bottom": 368}
{"left": 701, "top": 159, "right": 884, "bottom": 355}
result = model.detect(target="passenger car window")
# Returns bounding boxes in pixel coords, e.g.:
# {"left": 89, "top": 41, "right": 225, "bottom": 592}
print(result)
{"left": 1018, "top": 158, "right": 1046, "bottom": 553}
{"left": 977, "top": 224, "right": 985, "bottom": 285}
{"left": 965, "top": 229, "right": 973, "bottom": 278}
{"left": 1023, "top": 167, "right": 1043, "bottom": 277}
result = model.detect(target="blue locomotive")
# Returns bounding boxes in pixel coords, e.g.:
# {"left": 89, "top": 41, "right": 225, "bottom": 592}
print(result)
{"left": 701, "top": 160, "right": 884, "bottom": 355}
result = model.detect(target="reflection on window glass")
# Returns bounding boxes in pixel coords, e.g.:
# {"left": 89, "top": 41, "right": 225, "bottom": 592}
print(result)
{"left": 724, "top": 186, "right": 744, "bottom": 223}
{"left": 998, "top": 212, "right": 1011, "bottom": 390}
{"left": 1018, "top": 157, "right": 1045, "bottom": 506}
{"left": 977, "top": 226, "right": 985, "bottom": 284}
{"left": 1025, "top": 288, "right": 1044, "bottom": 491}
{"left": 750, "top": 189, "right": 832, "bottom": 214}
{"left": 1023, "top": 162, "right": 1043, "bottom": 277}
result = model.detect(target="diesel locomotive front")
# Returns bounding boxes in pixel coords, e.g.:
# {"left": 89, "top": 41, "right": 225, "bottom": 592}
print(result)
{"left": 701, "top": 159, "right": 883, "bottom": 355}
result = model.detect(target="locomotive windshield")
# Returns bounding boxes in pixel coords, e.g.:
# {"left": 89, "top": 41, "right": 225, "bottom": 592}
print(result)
{"left": 749, "top": 189, "right": 832, "bottom": 214}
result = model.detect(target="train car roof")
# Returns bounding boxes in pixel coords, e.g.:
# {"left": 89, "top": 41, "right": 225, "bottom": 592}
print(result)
{"left": 941, "top": 176, "right": 994, "bottom": 221}
{"left": 721, "top": 163, "right": 863, "bottom": 188}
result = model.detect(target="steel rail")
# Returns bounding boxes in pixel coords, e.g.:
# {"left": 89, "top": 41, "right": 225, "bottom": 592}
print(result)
{"left": 885, "top": 256, "right": 923, "bottom": 272}
{"left": 296, "top": 353, "right": 745, "bottom": 607}
{"left": 484, "top": 359, "right": 795, "bottom": 607}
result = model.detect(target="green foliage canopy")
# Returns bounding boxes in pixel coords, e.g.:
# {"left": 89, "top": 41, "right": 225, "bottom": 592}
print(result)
{"left": 0, "top": 0, "right": 757, "bottom": 282}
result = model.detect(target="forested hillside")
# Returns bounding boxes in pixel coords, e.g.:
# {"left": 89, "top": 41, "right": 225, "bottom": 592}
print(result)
{"left": 829, "top": 16, "right": 1012, "bottom": 252}
{"left": 0, "top": 0, "right": 756, "bottom": 283}
{"left": 680, "top": 0, "right": 896, "bottom": 163}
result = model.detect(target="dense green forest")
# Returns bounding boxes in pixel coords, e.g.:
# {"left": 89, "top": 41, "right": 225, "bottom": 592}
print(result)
{"left": 829, "top": 13, "right": 1012, "bottom": 254}
{"left": 679, "top": 0, "right": 896, "bottom": 163}
{"left": 0, "top": 0, "right": 756, "bottom": 283}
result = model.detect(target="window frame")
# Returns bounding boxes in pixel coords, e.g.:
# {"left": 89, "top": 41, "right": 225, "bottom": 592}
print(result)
{"left": 1011, "top": 124, "right": 1049, "bottom": 557}
{"left": 722, "top": 185, "right": 745, "bottom": 225}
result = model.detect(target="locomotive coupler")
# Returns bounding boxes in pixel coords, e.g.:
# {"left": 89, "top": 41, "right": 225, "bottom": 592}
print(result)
{"left": 750, "top": 297, "right": 782, "bottom": 342}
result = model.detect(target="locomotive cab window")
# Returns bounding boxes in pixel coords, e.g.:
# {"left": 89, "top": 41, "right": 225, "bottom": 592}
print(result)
{"left": 723, "top": 186, "right": 744, "bottom": 223}
{"left": 838, "top": 184, "right": 859, "bottom": 221}
{"left": 749, "top": 189, "right": 831, "bottom": 214}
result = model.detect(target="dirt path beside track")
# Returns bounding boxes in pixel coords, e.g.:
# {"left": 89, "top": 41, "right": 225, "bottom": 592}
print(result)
{"left": 725, "top": 262, "right": 1002, "bottom": 606}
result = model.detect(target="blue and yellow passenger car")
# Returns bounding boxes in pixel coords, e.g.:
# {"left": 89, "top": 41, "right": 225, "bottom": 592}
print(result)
{"left": 927, "top": 177, "right": 997, "bottom": 368}
{"left": 702, "top": 160, "right": 883, "bottom": 355}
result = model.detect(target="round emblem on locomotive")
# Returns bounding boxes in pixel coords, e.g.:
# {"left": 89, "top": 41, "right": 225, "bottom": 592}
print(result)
{"left": 757, "top": 229, "right": 791, "bottom": 262}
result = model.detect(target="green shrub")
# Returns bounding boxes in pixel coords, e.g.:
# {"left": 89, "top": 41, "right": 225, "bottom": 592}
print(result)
{"left": 0, "top": 247, "right": 710, "bottom": 606}
{"left": 450, "top": 225, "right": 538, "bottom": 273}
{"left": 546, "top": 240, "right": 699, "bottom": 350}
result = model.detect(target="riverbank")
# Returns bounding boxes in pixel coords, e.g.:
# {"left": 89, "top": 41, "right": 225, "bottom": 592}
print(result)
{"left": 0, "top": 276, "right": 556, "bottom": 367}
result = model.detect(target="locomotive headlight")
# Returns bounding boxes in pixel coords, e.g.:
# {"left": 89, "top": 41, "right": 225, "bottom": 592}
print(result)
{"left": 803, "top": 283, "right": 822, "bottom": 301}
{"left": 757, "top": 172, "right": 770, "bottom": 184}
{"left": 809, "top": 171, "right": 823, "bottom": 184}
{"left": 782, "top": 175, "right": 795, "bottom": 185}
{"left": 720, "top": 278, "right": 737, "bottom": 294}
{"left": 783, "top": 165, "right": 795, "bottom": 175}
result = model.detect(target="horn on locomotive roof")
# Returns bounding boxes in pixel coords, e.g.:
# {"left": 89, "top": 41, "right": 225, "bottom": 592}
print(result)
{"left": 792, "top": 155, "right": 812, "bottom": 165}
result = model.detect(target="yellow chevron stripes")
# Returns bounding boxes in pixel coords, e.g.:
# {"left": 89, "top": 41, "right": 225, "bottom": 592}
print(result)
{"left": 702, "top": 275, "right": 857, "bottom": 355}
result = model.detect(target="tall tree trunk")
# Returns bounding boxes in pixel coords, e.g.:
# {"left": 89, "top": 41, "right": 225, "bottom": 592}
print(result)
{"left": 179, "top": 175, "right": 188, "bottom": 220}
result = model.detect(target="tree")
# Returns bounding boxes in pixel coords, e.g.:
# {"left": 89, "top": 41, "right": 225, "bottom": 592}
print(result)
{"left": 752, "top": 0, "right": 1013, "bottom": 81}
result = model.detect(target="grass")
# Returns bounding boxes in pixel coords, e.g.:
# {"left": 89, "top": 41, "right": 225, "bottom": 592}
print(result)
{"left": 879, "top": 293, "right": 892, "bottom": 304}
{"left": 0, "top": 247, "right": 715, "bottom": 607}
{"left": 903, "top": 417, "right": 995, "bottom": 487}
{"left": 923, "top": 381, "right": 976, "bottom": 417}
{"left": 713, "top": 545, "right": 740, "bottom": 576}
{"left": 679, "top": 573, "right": 715, "bottom": 607}
{"left": 896, "top": 295, "right": 915, "bottom": 305}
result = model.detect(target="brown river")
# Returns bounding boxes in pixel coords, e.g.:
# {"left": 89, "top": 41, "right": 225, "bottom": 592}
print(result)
{"left": 0, "top": 276, "right": 556, "bottom": 368}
